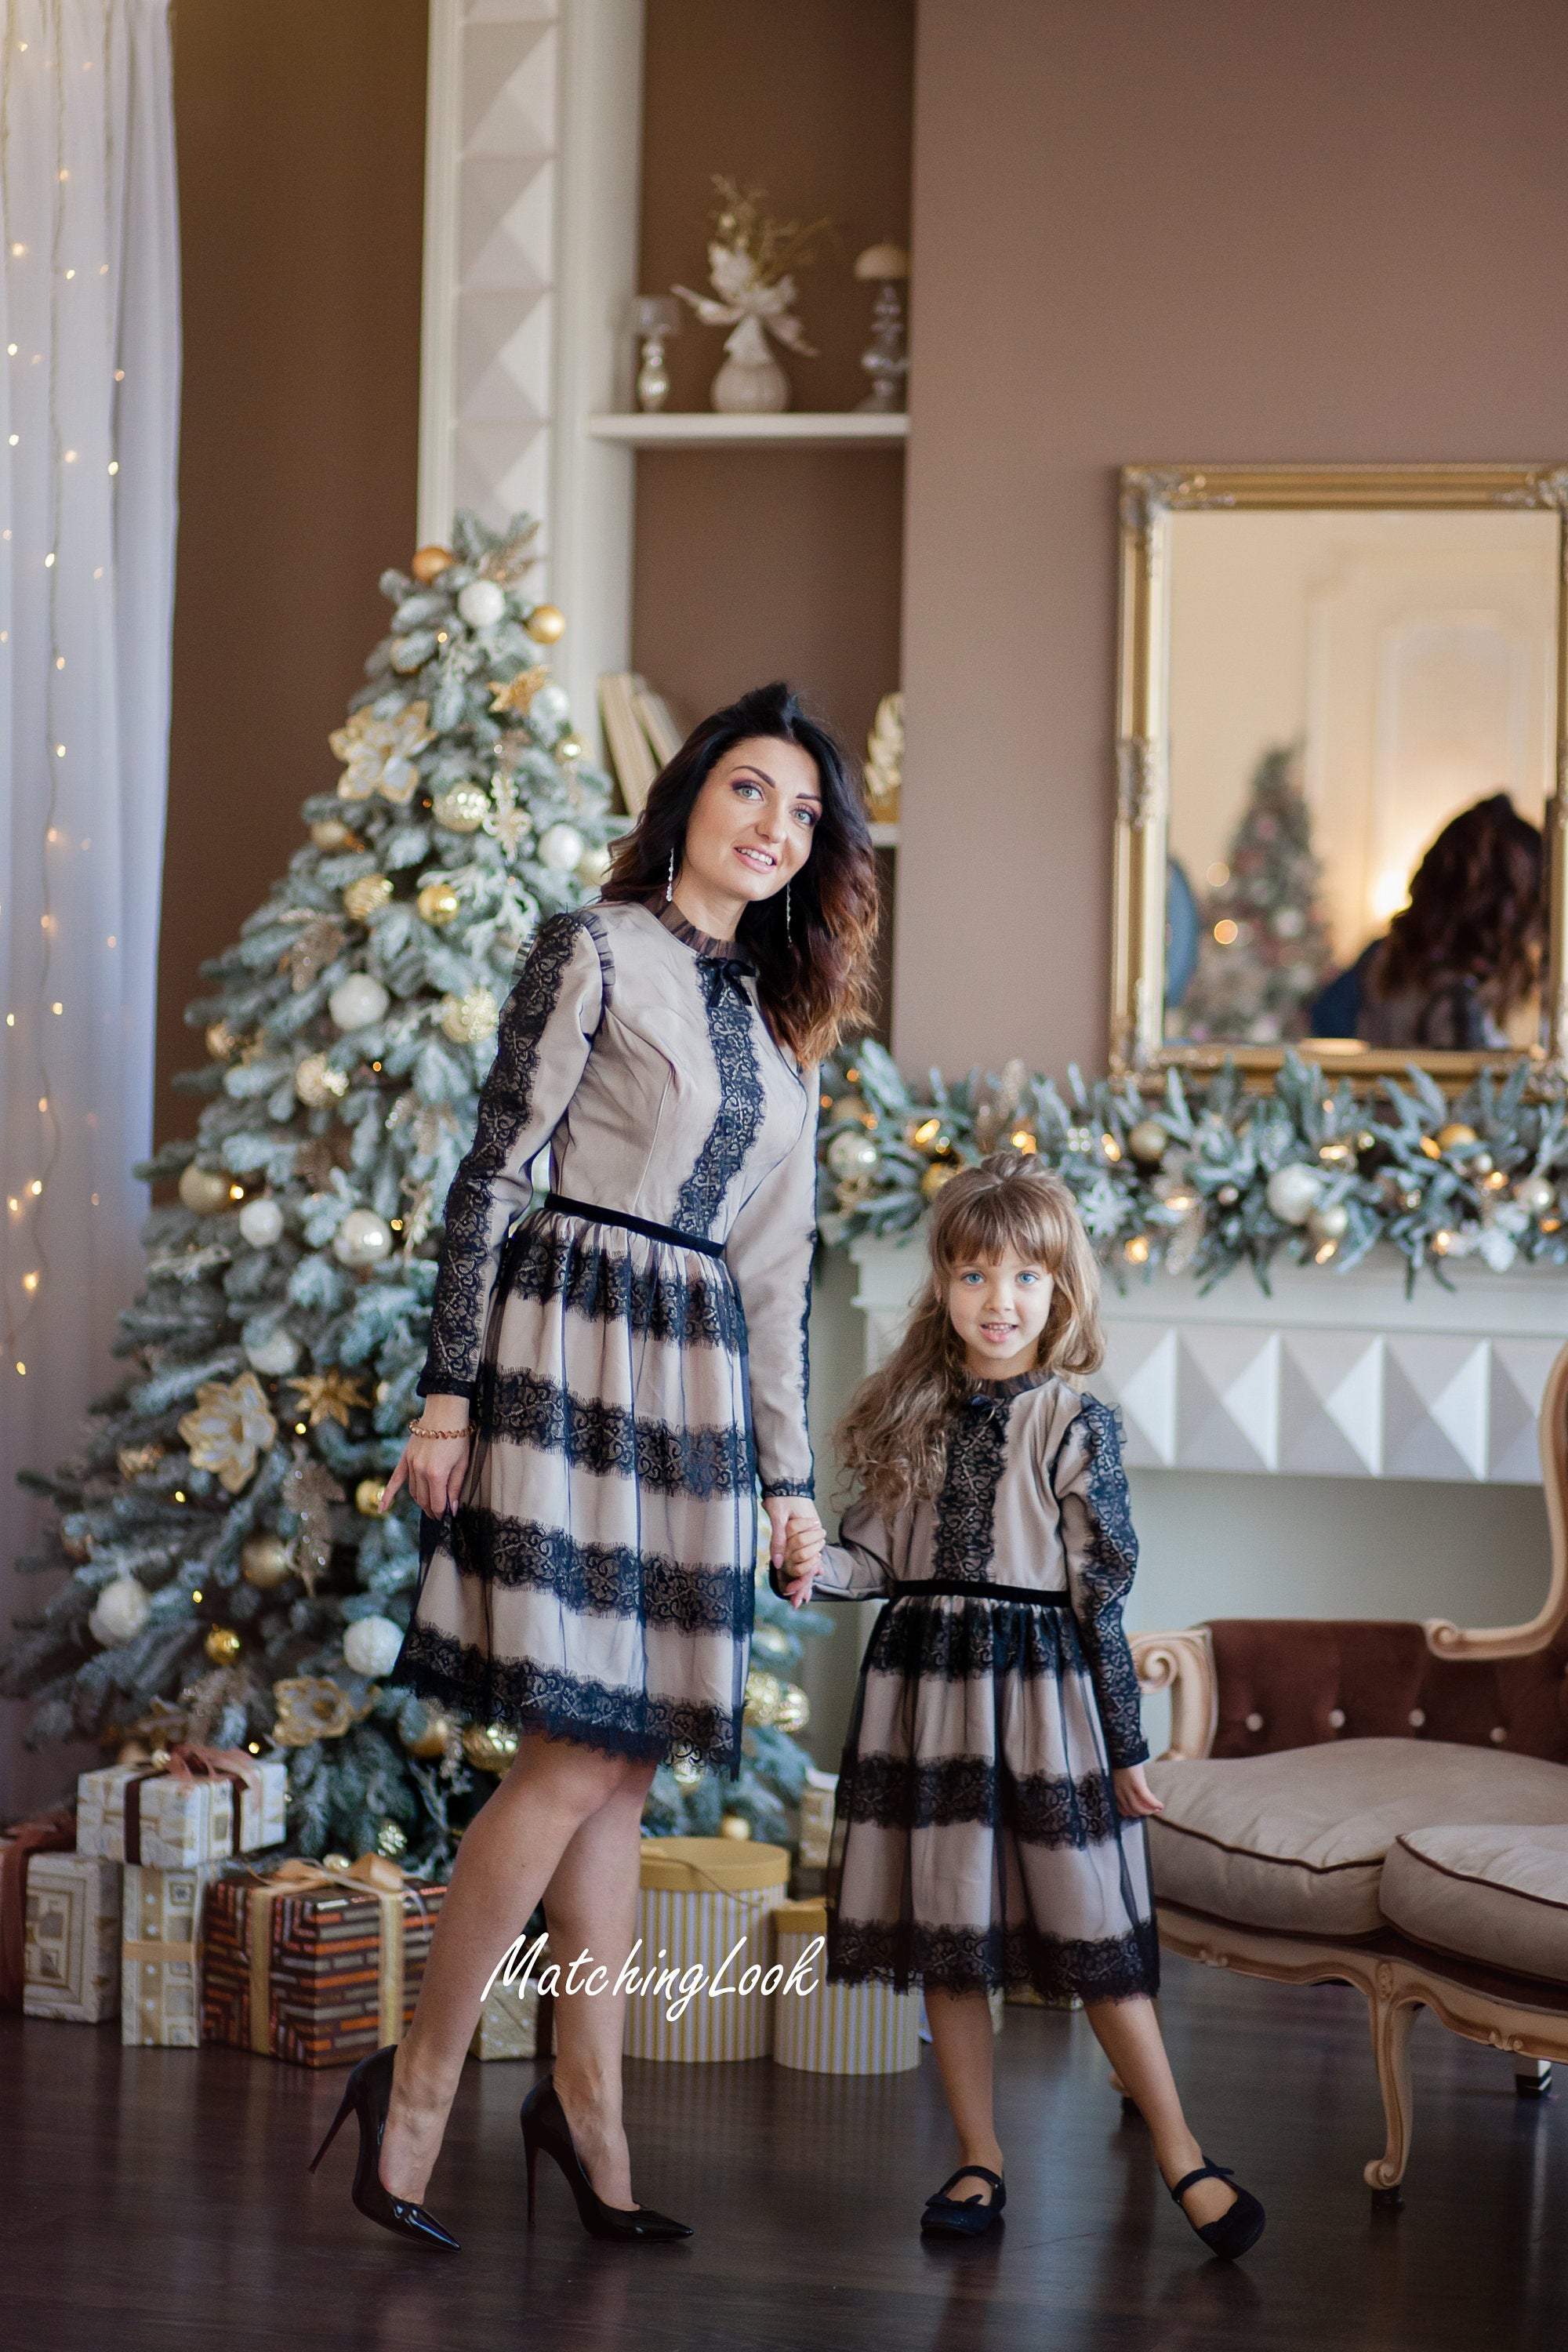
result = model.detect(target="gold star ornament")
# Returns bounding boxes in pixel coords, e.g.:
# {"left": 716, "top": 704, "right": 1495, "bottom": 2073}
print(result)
{"left": 488, "top": 666, "right": 550, "bottom": 718}
{"left": 285, "top": 1369, "right": 370, "bottom": 1429}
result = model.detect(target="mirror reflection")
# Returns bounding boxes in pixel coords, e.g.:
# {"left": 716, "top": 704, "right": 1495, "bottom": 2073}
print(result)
{"left": 1162, "top": 506, "right": 1559, "bottom": 1052}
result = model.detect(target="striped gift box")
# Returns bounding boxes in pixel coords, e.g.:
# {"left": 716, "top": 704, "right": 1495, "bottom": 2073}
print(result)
{"left": 771, "top": 1900, "right": 922, "bottom": 2075}
{"left": 622, "top": 1838, "right": 789, "bottom": 2063}
{"left": 200, "top": 1857, "right": 445, "bottom": 2067}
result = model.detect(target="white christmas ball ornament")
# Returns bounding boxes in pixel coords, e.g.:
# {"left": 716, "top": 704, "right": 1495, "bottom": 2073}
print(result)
{"left": 577, "top": 842, "right": 613, "bottom": 886}
{"left": 238, "top": 1196, "right": 285, "bottom": 1250}
{"left": 343, "top": 1613, "right": 405, "bottom": 1679}
{"left": 89, "top": 1575, "right": 151, "bottom": 1647}
{"left": 328, "top": 973, "right": 390, "bottom": 1031}
{"left": 529, "top": 682, "right": 570, "bottom": 735}
{"left": 537, "top": 822, "right": 586, "bottom": 873}
{"left": 457, "top": 579, "right": 506, "bottom": 631}
{"left": 1265, "top": 1163, "right": 1323, "bottom": 1226}
{"left": 827, "top": 1129, "right": 880, "bottom": 1180}
{"left": 243, "top": 1319, "right": 301, "bottom": 1377}
{"left": 1515, "top": 1173, "right": 1555, "bottom": 1218}
{"left": 332, "top": 1207, "right": 394, "bottom": 1269}
{"left": 1306, "top": 1200, "right": 1349, "bottom": 1243}
{"left": 178, "top": 1163, "right": 230, "bottom": 1216}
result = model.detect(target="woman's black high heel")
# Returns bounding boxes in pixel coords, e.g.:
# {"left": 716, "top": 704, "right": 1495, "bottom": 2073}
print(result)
{"left": 1168, "top": 2158, "right": 1265, "bottom": 2259}
{"left": 521, "top": 2074, "right": 692, "bottom": 2241}
{"left": 307, "top": 2042, "right": 461, "bottom": 2251}
{"left": 920, "top": 2165, "right": 1006, "bottom": 2238}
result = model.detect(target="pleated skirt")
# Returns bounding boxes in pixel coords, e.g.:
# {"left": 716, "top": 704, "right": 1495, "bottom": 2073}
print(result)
{"left": 825, "top": 1588, "right": 1160, "bottom": 2002}
{"left": 391, "top": 1200, "right": 759, "bottom": 1773}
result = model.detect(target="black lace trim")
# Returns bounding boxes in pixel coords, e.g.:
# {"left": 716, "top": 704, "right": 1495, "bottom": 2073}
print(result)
{"left": 866, "top": 1591, "right": 1084, "bottom": 1679}
{"left": 392, "top": 1621, "right": 743, "bottom": 1769}
{"left": 760, "top": 1478, "right": 815, "bottom": 1499}
{"left": 839, "top": 1754, "right": 1120, "bottom": 1846}
{"left": 498, "top": 1219, "right": 746, "bottom": 1348}
{"left": 655, "top": 898, "right": 758, "bottom": 971}
{"left": 473, "top": 1365, "right": 756, "bottom": 1496}
{"left": 421, "top": 909, "right": 591, "bottom": 1395}
{"left": 1062, "top": 1397, "right": 1149, "bottom": 1768}
{"left": 448, "top": 1506, "right": 748, "bottom": 1635}
{"left": 931, "top": 1396, "right": 1011, "bottom": 1580}
{"left": 673, "top": 958, "right": 764, "bottom": 1236}
{"left": 825, "top": 1912, "right": 1160, "bottom": 2003}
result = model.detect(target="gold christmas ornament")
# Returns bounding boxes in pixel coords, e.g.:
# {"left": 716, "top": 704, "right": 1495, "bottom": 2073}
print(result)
{"left": 178, "top": 1162, "right": 231, "bottom": 1216}
{"left": 241, "top": 1531, "right": 293, "bottom": 1589}
{"left": 744, "top": 1667, "right": 785, "bottom": 1726}
{"left": 116, "top": 1738, "right": 153, "bottom": 1766}
{"left": 440, "top": 986, "right": 499, "bottom": 1046}
{"left": 774, "top": 1683, "right": 810, "bottom": 1734}
{"left": 204, "top": 1624, "right": 242, "bottom": 1666}
{"left": 205, "top": 1020, "right": 238, "bottom": 1061}
{"left": 342, "top": 873, "right": 394, "bottom": 921}
{"left": 487, "top": 665, "right": 549, "bottom": 717}
{"left": 1437, "top": 1123, "right": 1479, "bottom": 1152}
{"left": 462, "top": 1721, "right": 521, "bottom": 1773}
{"left": 524, "top": 601, "right": 566, "bottom": 644}
{"left": 354, "top": 1475, "right": 387, "bottom": 1515}
{"left": 416, "top": 880, "right": 461, "bottom": 926}
{"left": 1306, "top": 1201, "right": 1349, "bottom": 1244}
{"left": 401, "top": 1706, "right": 455, "bottom": 1759}
{"left": 920, "top": 1162, "right": 958, "bottom": 1202}
{"left": 554, "top": 732, "right": 585, "bottom": 764}
{"left": 310, "top": 817, "right": 362, "bottom": 852}
{"left": 411, "top": 544, "right": 456, "bottom": 583}
{"left": 719, "top": 1813, "right": 753, "bottom": 1841}
{"left": 117, "top": 1441, "right": 165, "bottom": 1480}
{"left": 432, "top": 783, "right": 488, "bottom": 834}
{"left": 330, "top": 699, "right": 433, "bottom": 804}
{"left": 1127, "top": 1118, "right": 1170, "bottom": 1166}
{"left": 669, "top": 1744, "right": 703, "bottom": 1788}
{"left": 1515, "top": 1172, "right": 1555, "bottom": 1216}
{"left": 178, "top": 1370, "right": 278, "bottom": 1494}
{"left": 286, "top": 1369, "right": 369, "bottom": 1430}
{"left": 295, "top": 1052, "right": 350, "bottom": 1108}
{"left": 376, "top": 1820, "right": 408, "bottom": 1858}
{"left": 272, "top": 1674, "right": 361, "bottom": 1746}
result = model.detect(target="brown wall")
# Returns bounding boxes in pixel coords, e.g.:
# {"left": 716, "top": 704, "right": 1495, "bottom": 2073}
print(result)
{"left": 895, "top": 0, "right": 1568, "bottom": 1076}
{"left": 155, "top": 0, "right": 427, "bottom": 1137}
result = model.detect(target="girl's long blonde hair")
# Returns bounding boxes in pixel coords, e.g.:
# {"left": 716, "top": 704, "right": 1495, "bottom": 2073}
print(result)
{"left": 834, "top": 1151, "right": 1105, "bottom": 1519}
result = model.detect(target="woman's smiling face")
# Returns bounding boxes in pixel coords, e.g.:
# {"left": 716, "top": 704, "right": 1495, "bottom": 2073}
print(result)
{"left": 682, "top": 735, "right": 822, "bottom": 908}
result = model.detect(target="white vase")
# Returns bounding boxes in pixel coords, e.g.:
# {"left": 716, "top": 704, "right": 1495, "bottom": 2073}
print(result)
{"left": 710, "top": 315, "right": 789, "bottom": 413}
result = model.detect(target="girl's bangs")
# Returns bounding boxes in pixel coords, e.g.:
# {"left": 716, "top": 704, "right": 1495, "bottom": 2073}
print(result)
{"left": 932, "top": 1178, "right": 1075, "bottom": 1272}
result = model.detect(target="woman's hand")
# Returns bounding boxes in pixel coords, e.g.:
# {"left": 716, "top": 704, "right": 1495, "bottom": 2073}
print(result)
{"left": 379, "top": 1397, "right": 472, "bottom": 1519}
{"left": 762, "top": 1493, "right": 821, "bottom": 1577}
{"left": 776, "top": 1512, "right": 826, "bottom": 1608}
{"left": 1112, "top": 1764, "right": 1164, "bottom": 1818}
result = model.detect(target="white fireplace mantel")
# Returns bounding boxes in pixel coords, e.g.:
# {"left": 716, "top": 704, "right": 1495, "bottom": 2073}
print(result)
{"left": 847, "top": 1236, "right": 1568, "bottom": 1486}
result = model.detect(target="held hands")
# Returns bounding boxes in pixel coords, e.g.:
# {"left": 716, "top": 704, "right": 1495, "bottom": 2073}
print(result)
{"left": 763, "top": 1495, "right": 824, "bottom": 1608}
{"left": 379, "top": 1398, "right": 472, "bottom": 1519}
{"left": 1112, "top": 1764, "right": 1164, "bottom": 1819}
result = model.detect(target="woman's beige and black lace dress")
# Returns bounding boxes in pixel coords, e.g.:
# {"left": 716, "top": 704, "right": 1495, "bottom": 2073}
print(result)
{"left": 806, "top": 1369, "right": 1159, "bottom": 2002}
{"left": 390, "top": 895, "right": 820, "bottom": 1775}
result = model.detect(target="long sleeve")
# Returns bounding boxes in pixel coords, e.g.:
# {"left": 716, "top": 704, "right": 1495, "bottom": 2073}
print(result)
{"left": 724, "top": 1065, "right": 820, "bottom": 1497}
{"left": 768, "top": 1490, "right": 895, "bottom": 1603}
{"left": 418, "top": 910, "right": 606, "bottom": 1399}
{"left": 1052, "top": 1397, "right": 1150, "bottom": 1768}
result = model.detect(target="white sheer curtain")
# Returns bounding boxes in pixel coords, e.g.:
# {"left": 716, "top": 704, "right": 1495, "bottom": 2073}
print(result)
{"left": 1, "top": 0, "right": 180, "bottom": 1798}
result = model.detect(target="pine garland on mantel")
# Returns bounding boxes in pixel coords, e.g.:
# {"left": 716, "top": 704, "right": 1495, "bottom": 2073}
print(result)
{"left": 816, "top": 1043, "right": 1568, "bottom": 1294}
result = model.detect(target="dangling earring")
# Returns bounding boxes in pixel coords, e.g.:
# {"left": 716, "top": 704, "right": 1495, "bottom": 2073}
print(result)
{"left": 666, "top": 846, "right": 674, "bottom": 902}
{"left": 785, "top": 879, "right": 792, "bottom": 942}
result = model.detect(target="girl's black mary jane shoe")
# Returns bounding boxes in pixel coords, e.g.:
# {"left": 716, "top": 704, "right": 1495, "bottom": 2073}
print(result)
{"left": 1169, "top": 2158, "right": 1265, "bottom": 2259}
{"left": 920, "top": 2165, "right": 1006, "bottom": 2238}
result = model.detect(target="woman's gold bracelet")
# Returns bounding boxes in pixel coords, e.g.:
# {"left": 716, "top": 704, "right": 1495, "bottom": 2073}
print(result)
{"left": 407, "top": 1415, "right": 470, "bottom": 1441}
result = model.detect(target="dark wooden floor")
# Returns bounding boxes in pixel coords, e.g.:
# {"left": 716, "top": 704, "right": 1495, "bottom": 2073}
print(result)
{"left": 5, "top": 1956, "right": 1563, "bottom": 2351}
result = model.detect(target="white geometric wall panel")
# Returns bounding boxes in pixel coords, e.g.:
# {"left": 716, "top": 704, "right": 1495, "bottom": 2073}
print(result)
{"left": 849, "top": 1237, "right": 1568, "bottom": 1486}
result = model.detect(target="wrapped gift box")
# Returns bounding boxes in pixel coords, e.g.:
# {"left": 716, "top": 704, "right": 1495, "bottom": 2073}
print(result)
{"left": 624, "top": 1836, "right": 789, "bottom": 2063}
{"left": 470, "top": 1945, "right": 552, "bottom": 2061}
{"left": 0, "top": 1838, "right": 122, "bottom": 2024}
{"left": 122, "top": 1862, "right": 223, "bottom": 2045}
{"left": 78, "top": 1751, "right": 287, "bottom": 1868}
{"left": 201, "top": 1853, "right": 446, "bottom": 2067}
{"left": 771, "top": 1899, "right": 921, "bottom": 2074}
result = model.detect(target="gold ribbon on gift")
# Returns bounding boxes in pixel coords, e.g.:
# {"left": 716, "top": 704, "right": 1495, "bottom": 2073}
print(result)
{"left": 234, "top": 1853, "right": 428, "bottom": 2055}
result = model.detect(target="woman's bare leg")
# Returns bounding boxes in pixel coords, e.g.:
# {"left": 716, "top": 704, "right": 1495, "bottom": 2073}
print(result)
{"left": 377, "top": 1732, "right": 638, "bottom": 2201}
{"left": 924, "top": 1988, "right": 1005, "bottom": 2200}
{"left": 541, "top": 1756, "right": 659, "bottom": 2209}
{"left": 1082, "top": 1994, "right": 1237, "bottom": 2228}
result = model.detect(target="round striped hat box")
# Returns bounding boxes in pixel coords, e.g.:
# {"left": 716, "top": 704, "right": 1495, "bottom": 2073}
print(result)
{"left": 771, "top": 1899, "right": 922, "bottom": 2074}
{"left": 622, "top": 1837, "right": 790, "bottom": 2062}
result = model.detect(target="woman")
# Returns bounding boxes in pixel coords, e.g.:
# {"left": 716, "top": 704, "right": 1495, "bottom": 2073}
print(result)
{"left": 1309, "top": 793, "right": 1544, "bottom": 1048}
{"left": 307, "top": 682, "right": 879, "bottom": 2250}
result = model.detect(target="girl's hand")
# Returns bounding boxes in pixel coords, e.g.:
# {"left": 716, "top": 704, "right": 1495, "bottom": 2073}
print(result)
{"left": 380, "top": 1399, "right": 472, "bottom": 1519}
{"left": 777, "top": 1514, "right": 826, "bottom": 1608}
{"left": 1112, "top": 1764, "right": 1164, "bottom": 1818}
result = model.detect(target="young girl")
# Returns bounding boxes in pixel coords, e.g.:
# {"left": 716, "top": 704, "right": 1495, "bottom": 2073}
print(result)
{"left": 779, "top": 1152, "right": 1265, "bottom": 2259}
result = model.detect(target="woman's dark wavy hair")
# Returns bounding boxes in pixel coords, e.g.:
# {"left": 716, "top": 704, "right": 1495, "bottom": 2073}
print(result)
{"left": 1377, "top": 792, "right": 1545, "bottom": 1014}
{"left": 599, "top": 680, "right": 880, "bottom": 1066}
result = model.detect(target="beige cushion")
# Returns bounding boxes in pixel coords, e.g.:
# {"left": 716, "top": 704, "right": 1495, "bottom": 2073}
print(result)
{"left": 1144, "top": 1739, "right": 1568, "bottom": 1938}
{"left": 1380, "top": 1825, "right": 1568, "bottom": 1987}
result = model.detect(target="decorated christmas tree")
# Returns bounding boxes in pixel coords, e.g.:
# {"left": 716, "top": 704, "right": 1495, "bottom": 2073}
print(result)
{"left": 1176, "top": 743, "right": 1336, "bottom": 1044}
{"left": 2, "top": 512, "right": 828, "bottom": 1871}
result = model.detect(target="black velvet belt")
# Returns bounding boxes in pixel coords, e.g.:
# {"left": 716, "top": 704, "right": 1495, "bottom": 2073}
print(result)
{"left": 539, "top": 1189, "right": 727, "bottom": 1261}
{"left": 887, "top": 1578, "right": 1071, "bottom": 1606}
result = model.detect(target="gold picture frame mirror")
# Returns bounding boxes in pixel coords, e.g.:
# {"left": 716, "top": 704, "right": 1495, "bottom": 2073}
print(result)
{"left": 1112, "top": 464, "right": 1568, "bottom": 1082}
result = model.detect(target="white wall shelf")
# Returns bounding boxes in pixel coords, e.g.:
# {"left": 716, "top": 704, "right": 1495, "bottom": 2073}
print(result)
{"left": 587, "top": 411, "right": 908, "bottom": 448}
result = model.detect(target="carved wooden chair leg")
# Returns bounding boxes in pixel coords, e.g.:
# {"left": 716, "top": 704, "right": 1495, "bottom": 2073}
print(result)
{"left": 1513, "top": 2056, "right": 1553, "bottom": 2099}
{"left": 1364, "top": 1977, "right": 1421, "bottom": 2205}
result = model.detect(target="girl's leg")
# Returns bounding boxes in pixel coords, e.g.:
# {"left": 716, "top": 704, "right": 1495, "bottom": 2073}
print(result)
{"left": 378, "top": 1730, "right": 639, "bottom": 2201}
{"left": 1081, "top": 1994, "right": 1237, "bottom": 2228}
{"left": 539, "top": 1755, "right": 659, "bottom": 2210}
{"left": 924, "top": 1988, "right": 1005, "bottom": 2198}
